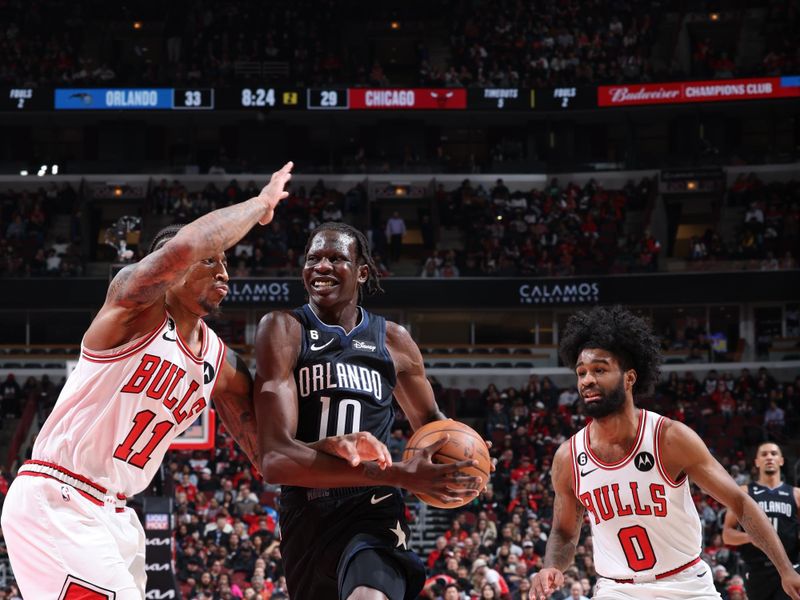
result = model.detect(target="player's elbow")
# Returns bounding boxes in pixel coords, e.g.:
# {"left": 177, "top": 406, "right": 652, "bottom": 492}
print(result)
{"left": 259, "top": 448, "right": 292, "bottom": 485}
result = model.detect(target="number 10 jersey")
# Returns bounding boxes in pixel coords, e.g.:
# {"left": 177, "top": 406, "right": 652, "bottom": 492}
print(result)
{"left": 291, "top": 304, "right": 397, "bottom": 446}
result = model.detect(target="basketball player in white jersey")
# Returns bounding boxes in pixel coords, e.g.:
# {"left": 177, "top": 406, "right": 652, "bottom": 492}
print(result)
{"left": 530, "top": 306, "right": 800, "bottom": 600}
{"left": 0, "top": 162, "right": 392, "bottom": 600}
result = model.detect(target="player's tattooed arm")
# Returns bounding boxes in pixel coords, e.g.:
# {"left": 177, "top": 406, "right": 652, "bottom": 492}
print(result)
{"left": 109, "top": 163, "right": 291, "bottom": 309}
{"left": 666, "top": 419, "right": 797, "bottom": 577}
{"left": 542, "top": 442, "right": 584, "bottom": 571}
{"left": 721, "top": 484, "right": 752, "bottom": 545}
{"left": 213, "top": 348, "right": 260, "bottom": 469}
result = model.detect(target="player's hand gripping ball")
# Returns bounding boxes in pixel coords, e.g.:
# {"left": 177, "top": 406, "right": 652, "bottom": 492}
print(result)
{"left": 402, "top": 420, "right": 491, "bottom": 508}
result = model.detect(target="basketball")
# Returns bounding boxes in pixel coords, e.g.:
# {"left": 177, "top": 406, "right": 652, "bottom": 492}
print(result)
{"left": 402, "top": 420, "right": 491, "bottom": 509}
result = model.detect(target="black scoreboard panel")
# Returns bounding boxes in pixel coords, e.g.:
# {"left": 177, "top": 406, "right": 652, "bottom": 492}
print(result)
{"left": 2, "top": 87, "right": 51, "bottom": 111}
{"left": 531, "top": 86, "right": 596, "bottom": 110}
{"left": 216, "top": 87, "right": 304, "bottom": 110}
{"left": 173, "top": 88, "right": 215, "bottom": 109}
{"left": 307, "top": 88, "right": 349, "bottom": 110}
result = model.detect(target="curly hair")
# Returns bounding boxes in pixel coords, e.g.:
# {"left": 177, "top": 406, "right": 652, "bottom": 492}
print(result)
{"left": 148, "top": 224, "right": 186, "bottom": 255}
{"left": 304, "top": 222, "right": 384, "bottom": 301}
{"left": 558, "top": 305, "right": 662, "bottom": 396}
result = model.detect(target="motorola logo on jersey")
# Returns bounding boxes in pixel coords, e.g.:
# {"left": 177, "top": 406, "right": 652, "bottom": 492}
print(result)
{"left": 203, "top": 361, "right": 215, "bottom": 384}
{"left": 297, "top": 361, "right": 383, "bottom": 400}
{"left": 634, "top": 451, "right": 655, "bottom": 472}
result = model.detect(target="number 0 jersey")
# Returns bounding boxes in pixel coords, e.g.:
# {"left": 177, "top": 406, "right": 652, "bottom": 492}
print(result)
{"left": 571, "top": 409, "right": 703, "bottom": 580}
{"left": 32, "top": 312, "right": 225, "bottom": 497}
{"left": 290, "top": 304, "right": 397, "bottom": 447}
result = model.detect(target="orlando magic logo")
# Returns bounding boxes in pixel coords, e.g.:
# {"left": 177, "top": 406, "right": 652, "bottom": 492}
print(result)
{"left": 634, "top": 451, "right": 655, "bottom": 472}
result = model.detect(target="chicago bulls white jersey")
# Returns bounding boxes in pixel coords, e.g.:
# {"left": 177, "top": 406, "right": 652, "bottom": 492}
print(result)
{"left": 33, "top": 312, "right": 225, "bottom": 497}
{"left": 571, "top": 409, "right": 703, "bottom": 580}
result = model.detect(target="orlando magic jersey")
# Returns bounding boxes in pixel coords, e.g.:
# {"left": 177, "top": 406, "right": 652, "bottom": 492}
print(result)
{"left": 292, "top": 304, "right": 397, "bottom": 446}
{"left": 741, "top": 482, "right": 798, "bottom": 568}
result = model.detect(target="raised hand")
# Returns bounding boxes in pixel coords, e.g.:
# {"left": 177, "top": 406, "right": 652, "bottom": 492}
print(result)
{"left": 258, "top": 161, "right": 294, "bottom": 225}
{"left": 398, "top": 435, "right": 481, "bottom": 505}
{"left": 781, "top": 569, "right": 800, "bottom": 600}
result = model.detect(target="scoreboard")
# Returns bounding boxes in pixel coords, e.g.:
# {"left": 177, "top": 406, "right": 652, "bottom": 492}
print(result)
{"left": 2, "top": 77, "right": 797, "bottom": 112}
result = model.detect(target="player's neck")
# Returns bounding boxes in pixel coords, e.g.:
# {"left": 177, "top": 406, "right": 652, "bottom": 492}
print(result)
{"left": 310, "top": 301, "right": 360, "bottom": 332}
{"left": 590, "top": 404, "right": 639, "bottom": 446}
{"left": 757, "top": 473, "right": 782, "bottom": 488}
{"left": 164, "top": 300, "right": 204, "bottom": 351}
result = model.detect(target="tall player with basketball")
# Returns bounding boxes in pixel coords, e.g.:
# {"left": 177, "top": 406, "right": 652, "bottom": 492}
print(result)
{"left": 0, "top": 163, "right": 391, "bottom": 600}
{"left": 723, "top": 442, "right": 800, "bottom": 600}
{"left": 530, "top": 306, "right": 800, "bottom": 600}
{"left": 254, "top": 222, "right": 482, "bottom": 600}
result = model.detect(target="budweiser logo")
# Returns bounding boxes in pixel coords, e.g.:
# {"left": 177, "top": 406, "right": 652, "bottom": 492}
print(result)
{"left": 609, "top": 86, "right": 680, "bottom": 103}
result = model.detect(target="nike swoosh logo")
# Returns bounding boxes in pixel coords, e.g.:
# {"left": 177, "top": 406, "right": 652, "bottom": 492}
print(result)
{"left": 310, "top": 339, "right": 334, "bottom": 351}
{"left": 580, "top": 468, "right": 599, "bottom": 477}
{"left": 696, "top": 571, "right": 707, "bottom": 578}
{"left": 754, "top": 489, "right": 766, "bottom": 495}
{"left": 162, "top": 332, "right": 176, "bottom": 342}
{"left": 371, "top": 493, "right": 392, "bottom": 505}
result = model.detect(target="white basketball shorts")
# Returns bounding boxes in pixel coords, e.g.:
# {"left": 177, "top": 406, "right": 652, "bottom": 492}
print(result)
{"left": 593, "top": 559, "right": 721, "bottom": 600}
{"left": 1, "top": 474, "right": 146, "bottom": 599}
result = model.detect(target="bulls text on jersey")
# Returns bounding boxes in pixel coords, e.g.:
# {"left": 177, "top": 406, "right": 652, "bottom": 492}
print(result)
{"left": 119, "top": 353, "right": 207, "bottom": 424}
{"left": 580, "top": 482, "right": 668, "bottom": 525}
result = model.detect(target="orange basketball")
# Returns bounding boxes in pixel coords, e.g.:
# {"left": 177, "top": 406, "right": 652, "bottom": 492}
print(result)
{"left": 402, "top": 419, "right": 491, "bottom": 509}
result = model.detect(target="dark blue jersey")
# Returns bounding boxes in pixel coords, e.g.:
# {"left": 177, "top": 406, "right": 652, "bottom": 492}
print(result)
{"left": 291, "top": 304, "right": 397, "bottom": 446}
{"left": 741, "top": 481, "right": 798, "bottom": 568}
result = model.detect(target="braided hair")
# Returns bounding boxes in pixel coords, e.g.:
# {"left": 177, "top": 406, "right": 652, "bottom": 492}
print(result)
{"left": 558, "top": 305, "right": 662, "bottom": 396}
{"left": 148, "top": 224, "right": 186, "bottom": 255}
{"left": 304, "top": 222, "right": 384, "bottom": 300}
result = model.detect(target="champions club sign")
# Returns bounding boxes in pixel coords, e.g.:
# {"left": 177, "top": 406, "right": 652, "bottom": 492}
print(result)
{"left": 519, "top": 281, "right": 600, "bottom": 305}
{"left": 598, "top": 76, "right": 800, "bottom": 107}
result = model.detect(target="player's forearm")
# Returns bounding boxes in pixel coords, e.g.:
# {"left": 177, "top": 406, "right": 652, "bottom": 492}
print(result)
{"left": 739, "top": 500, "right": 795, "bottom": 574}
{"left": 721, "top": 527, "right": 751, "bottom": 546}
{"left": 173, "top": 197, "right": 267, "bottom": 262}
{"left": 542, "top": 530, "right": 577, "bottom": 572}
{"left": 260, "top": 440, "right": 404, "bottom": 488}
{"left": 214, "top": 397, "right": 260, "bottom": 471}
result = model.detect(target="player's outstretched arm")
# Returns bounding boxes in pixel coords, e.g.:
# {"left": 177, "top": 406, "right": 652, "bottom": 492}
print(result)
{"left": 661, "top": 420, "right": 800, "bottom": 600}
{"left": 84, "top": 162, "right": 293, "bottom": 349}
{"left": 385, "top": 321, "right": 447, "bottom": 429}
{"left": 530, "top": 442, "right": 584, "bottom": 600}
{"left": 253, "top": 311, "right": 479, "bottom": 504}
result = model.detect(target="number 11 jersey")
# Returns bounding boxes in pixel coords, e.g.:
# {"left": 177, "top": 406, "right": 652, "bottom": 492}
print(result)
{"left": 291, "top": 304, "right": 396, "bottom": 446}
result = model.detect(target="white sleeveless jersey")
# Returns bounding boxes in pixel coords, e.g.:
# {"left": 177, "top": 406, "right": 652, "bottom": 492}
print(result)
{"left": 570, "top": 409, "right": 703, "bottom": 580}
{"left": 33, "top": 312, "right": 225, "bottom": 497}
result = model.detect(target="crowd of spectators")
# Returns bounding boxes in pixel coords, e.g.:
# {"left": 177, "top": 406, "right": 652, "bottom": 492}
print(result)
{"left": 421, "top": 177, "right": 658, "bottom": 277}
{"left": 0, "top": 362, "right": 798, "bottom": 599}
{"left": 0, "top": 184, "right": 82, "bottom": 277}
{"left": 430, "top": 0, "right": 662, "bottom": 89}
{"left": 686, "top": 176, "right": 800, "bottom": 270}
{"left": 1, "top": 0, "right": 797, "bottom": 90}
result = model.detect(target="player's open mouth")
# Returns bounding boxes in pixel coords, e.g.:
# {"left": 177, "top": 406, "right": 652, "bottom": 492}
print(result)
{"left": 312, "top": 279, "right": 338, "bottom": 289}
{"left": 583, "top": 392, "right": 602, "bottom": 402}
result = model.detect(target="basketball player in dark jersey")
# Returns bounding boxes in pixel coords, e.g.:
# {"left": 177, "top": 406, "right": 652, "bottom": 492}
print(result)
{"left": 724, "top": 442, "right": 800, "bottom": 600}
{"left": 253, "top": 222, "right": 481, "bottom": 600}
